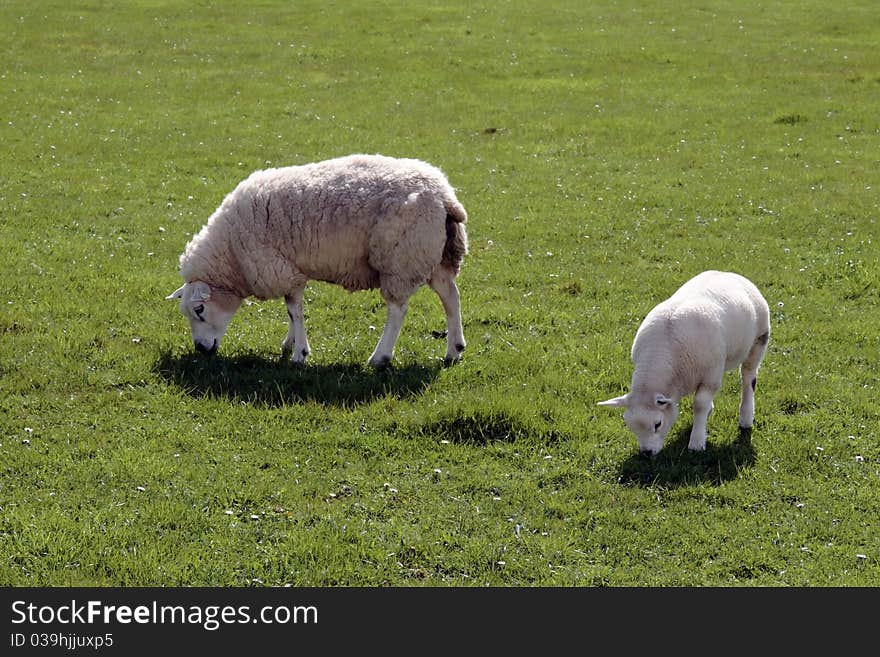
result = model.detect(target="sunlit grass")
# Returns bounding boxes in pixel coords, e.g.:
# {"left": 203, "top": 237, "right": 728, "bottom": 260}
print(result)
{"left": 1, "top": 0, "right": 878, "bottom": 586}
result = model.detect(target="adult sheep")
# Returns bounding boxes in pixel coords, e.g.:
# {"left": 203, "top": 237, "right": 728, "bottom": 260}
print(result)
{"left": 598, "top": 270, "right": 770, "bottom": 456}
{"left": 166, "top": 153, "right": 468, "bottom": 368}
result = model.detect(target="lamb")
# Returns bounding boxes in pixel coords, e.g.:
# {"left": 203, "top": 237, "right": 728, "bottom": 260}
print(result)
{"left": 598, "top": 270, "right": 770, "bottom": 456}
{"left": 165, "top": 153, "right": 468, "bottom": 368}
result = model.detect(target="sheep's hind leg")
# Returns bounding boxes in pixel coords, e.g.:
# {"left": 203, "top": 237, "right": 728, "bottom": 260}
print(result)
{"left": 739, "top": 331, "right": 769, "bottom": 428}
{"left": 428, "top": 267, "right": 466, "bottom": 365}
{"left": 368, "top": 297, "right": 409, "bottom": 369}
{"left": 282, "top": 287, "right": 311, "bottom": 365}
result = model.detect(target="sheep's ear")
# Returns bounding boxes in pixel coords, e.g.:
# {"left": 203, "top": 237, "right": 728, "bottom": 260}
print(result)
{"left": 190, "top": 282, "right": 212, "bottom": 302}
{"left": 165, "top": 285, "right": 185, "bottom": 300}
{"left": 655, "top": 394, "right": 672, "bottom": 407}
{"left": 598, "top": 395, "right": 629, "bottom": 408}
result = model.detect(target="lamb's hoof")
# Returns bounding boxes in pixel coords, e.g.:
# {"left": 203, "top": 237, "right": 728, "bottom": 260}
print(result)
{"left": 288, "top": 347, "right": 310, "bottom": 366}
{"left": 443, "top": 343, "right": 465, "bottom": 367}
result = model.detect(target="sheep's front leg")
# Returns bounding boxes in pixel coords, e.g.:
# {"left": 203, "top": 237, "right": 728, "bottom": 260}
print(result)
{"left": 688, "top": 385, "right": 718, "bottom": 451}
{"left": 282, "top": 287, "right": 311, "bottom": 364}
{"left": 368, "top": 297, "right": 409, "bottom": 369}
{"left": 428, "top": 267, "right": 466, "bottom": 365}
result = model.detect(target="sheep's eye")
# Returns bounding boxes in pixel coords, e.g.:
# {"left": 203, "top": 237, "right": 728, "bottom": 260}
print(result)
{"left": 653, "top": 420, "right": 662, "bottom": 432}
{"left": 193, "top": 304, "right": 205, "bottom": 321}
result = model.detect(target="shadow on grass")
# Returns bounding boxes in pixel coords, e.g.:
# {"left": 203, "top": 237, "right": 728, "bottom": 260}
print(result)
{"left": 617, "top": 425, "right": 757, "bottom": 488}
{"left": 154, "top": 351, "right": 441, "bottom": 407}
{"left": 403, "top": 411, "right": 567, "bottom": 446}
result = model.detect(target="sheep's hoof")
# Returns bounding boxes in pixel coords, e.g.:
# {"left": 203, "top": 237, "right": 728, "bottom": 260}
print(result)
{"left": 442, "top": 355, "right": 461, "bottom": 368}
{"left": 368, "top": 355, "right": 392, "bottom": 370}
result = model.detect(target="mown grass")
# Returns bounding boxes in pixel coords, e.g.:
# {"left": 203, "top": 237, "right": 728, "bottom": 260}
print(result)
{"left": 1, "top": 0, "right": 878, "bottom": 586}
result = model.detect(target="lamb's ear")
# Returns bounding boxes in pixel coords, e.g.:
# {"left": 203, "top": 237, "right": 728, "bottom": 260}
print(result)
{"left": 190, "top": 282, "right": 212, "bottom": 302}
{"left": 655, "top": 394, "right": 672, "bottom": 407}
{"left": 598, "top": 395, "right": 629, "bottom": 408}
{"left": 165, "top": 285, "right": 185, "bottom": 300}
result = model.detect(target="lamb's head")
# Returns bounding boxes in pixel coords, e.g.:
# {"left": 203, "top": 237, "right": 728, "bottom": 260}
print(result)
{"left": 165, "top": 281, "right": 243, "bottom": 355}
{"left": 598, "top": 392, "right": 678, "bottom": 456}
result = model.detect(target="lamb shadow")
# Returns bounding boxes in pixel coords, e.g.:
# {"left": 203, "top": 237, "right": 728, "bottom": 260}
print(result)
{"left": 616, "top": 425, "right": 757, "bottom": 488}
{"left": 154, "top": 351, "right": 440, "bottom": 407}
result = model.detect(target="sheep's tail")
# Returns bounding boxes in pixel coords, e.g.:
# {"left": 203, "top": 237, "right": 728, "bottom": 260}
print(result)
{"left": 442, "top": 199, "right": 468, "bottom": 273}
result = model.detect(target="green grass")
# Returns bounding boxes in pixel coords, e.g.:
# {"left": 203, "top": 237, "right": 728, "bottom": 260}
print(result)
{"left": 1, "top": 0, "right": 878, "bottom": 586}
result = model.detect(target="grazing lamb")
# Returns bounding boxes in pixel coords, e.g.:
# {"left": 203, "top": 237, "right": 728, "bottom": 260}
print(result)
{"left": 598, "top": 270, "right": 770, "bottom": 456}
{"left": 166, "top": 153, "right": 468, "bottom": 367}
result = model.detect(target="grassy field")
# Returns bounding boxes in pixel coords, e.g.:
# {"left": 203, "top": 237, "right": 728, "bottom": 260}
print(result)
{"left": 1, "top": 0, "right": 878, "bottom": 586}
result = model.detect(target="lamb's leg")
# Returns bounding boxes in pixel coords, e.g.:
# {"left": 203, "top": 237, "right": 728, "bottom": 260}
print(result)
{"left": 739, "top": 331, "right": 769, "bottom": 428}
{"left": 688, "top": 384, "right": 719, "bottom": 451}
{"left": 428, "top": 266, "right": 466, "bottom": 365}
{"left": 368, "top": 297, "right": 409, "bottom": 369}
{"left": 282, "top": 286, "right": 311, "bottom": 364}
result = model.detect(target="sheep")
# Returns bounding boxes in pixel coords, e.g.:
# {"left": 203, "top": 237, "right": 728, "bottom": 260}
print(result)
{"left": 598, "top": 270, "right": 770, "bottom": 456}
{"left": 165, "top": 153, "right": 468, "bottom": 368}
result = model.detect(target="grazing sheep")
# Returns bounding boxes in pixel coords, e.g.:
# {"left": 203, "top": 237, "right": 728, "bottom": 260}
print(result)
{"left": 598, "top": 270, "right": 770, "bottom": 455}
{"left": 166, "top": 153, "right": 468, "bottom": 367}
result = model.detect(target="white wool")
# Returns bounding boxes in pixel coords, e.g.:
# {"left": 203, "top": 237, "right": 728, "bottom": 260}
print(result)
{"left": 169, "top": 153, "right": 468, "bottom": 367}
{"left": 180, "top": 154, "right": 466, "bottom": 299}
{"left": 599, "top": 270, "right": 770, "bottom": 455}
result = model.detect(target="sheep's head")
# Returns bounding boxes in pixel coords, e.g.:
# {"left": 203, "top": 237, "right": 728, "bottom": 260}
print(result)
{"left": 165, "top": 281, "right": 242, "bottom": 355}
{"left": 597, "top": 392, "right": 678, "bottom": 456}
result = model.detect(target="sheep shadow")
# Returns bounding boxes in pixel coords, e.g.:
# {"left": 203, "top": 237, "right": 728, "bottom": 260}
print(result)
{"left": 616, "top": 425, "right": 757, "bottom": 488}
{"left": 154, "top": 351, "right": 441, "bottom": 407}
{"left": 398, "top": 411, "right": 567, "bottom": 446}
